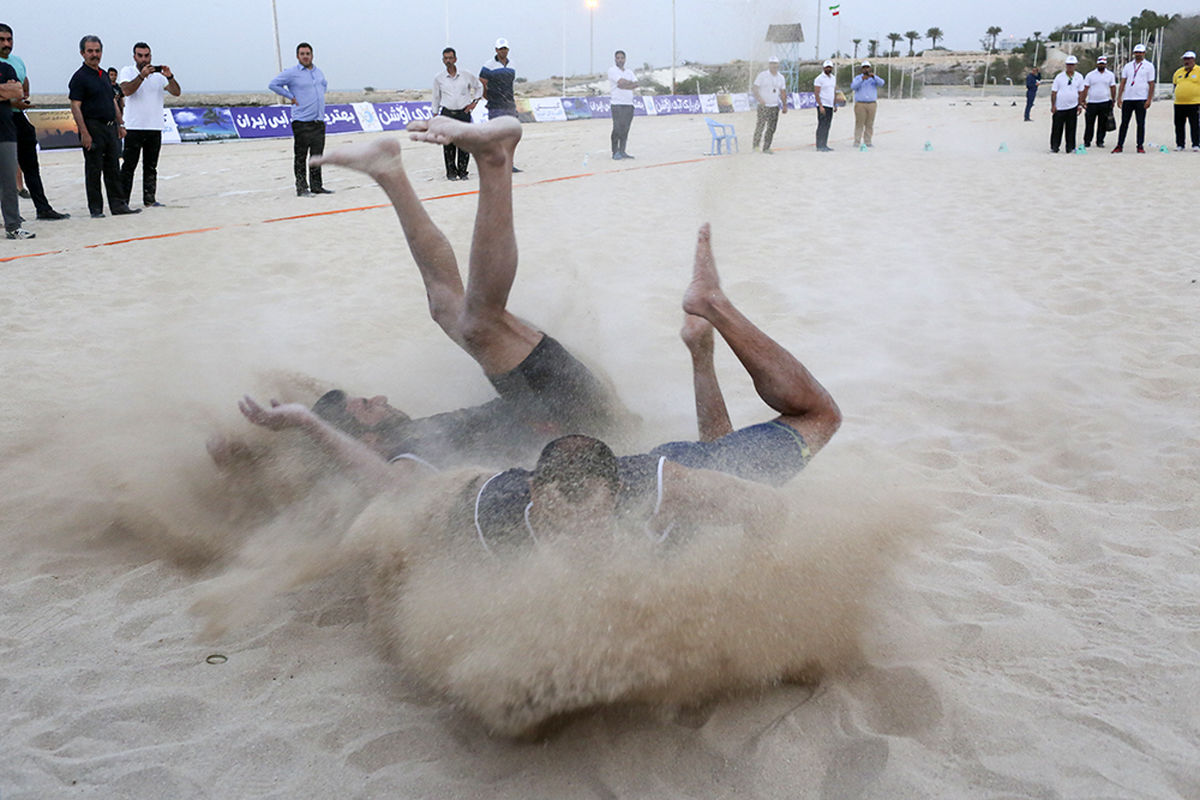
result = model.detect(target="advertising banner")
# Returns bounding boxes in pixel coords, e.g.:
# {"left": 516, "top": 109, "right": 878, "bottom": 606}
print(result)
{"left": 172, "top": 107, "right": 239, "bottom": 141}
{"left": 25, "top": 109, "right": 80, "bottom": 150}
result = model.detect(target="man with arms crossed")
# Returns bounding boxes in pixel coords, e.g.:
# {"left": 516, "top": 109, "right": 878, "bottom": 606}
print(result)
{"left": 608, "top": 50, "right": 638, "bottom": 160}
{"left": 0, "top": 23, "right": 69, "bottom": 221}
{"left": 0, "top": 40, "right": 33, "bottom": 239}
{"left": 269, "top": 42, "right": 332, "bottom": 196}
{"left": 431, "top": 47, "right": 481, "bottom": 181}
{"left": 1113, "top": 43, "right": 1155, "bottom": 153}
{"left": 236, "top": 116, "right": 841, "bottom": 549}
{"left": 751, "top": 56, "right": 787, "bottom": 154}
{"left": 118, "top": 42, "right": 180, "bottom": 207}
{"left": 1081, "top": 56, "right": 1116, "bottom": 150}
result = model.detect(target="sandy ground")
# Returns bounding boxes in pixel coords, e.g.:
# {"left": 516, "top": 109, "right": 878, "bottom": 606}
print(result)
{"left": 3, "top": 96, "right": 1199, "bottom": 798}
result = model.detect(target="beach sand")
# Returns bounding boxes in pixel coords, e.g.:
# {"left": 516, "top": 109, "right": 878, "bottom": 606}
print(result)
{"left": 3, "top": 96, "right": 1199, "bottom": 798}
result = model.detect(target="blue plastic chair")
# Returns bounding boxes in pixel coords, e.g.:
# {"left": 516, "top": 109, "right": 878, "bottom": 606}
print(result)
{"left": 705, "top": 117, "right": 738, "bottom": 155}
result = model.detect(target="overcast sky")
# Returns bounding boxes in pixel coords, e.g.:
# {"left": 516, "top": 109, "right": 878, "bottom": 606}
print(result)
{"left": 5, "top": 1, "right": 1189, "bottom": 93}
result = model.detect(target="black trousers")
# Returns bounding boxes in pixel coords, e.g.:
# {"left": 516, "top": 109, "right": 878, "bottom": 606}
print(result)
{"left": 1116, "top": 100, "right": 1147, "bottom": 148}
{"left": 1024, "top": 89, "right": 1037, "bottom": 120}
{"left": 14, "top": 112, "right": 55, "bottom": 215}
{"left": 610, "top": 104, "right": 634, "bottom": 155}
{"left": 82, "top": 118, "right": 125, "bottom": 214}
{"left": 815, "top": 105, "right": 834, "bottom": 148}
{"left": 120, "top": 129, "right": 163, "bottom": 205}
{"left": 291, "top": 119, "right": 326, "bottom": 191}
{"left": 753, "top": 106, "right": 780, "bottom": 150}
{"left": 440, "top": 107, "right": 472, "bottom": 178}
{"left": 1050, "top": 109, "right": 1079, "bottom": 152}
{"left": 1174, "top": 104, "right": 1200, "bottom": 148}
{"left": 1083, "top": 101, "right": 1113, "bottom": 147}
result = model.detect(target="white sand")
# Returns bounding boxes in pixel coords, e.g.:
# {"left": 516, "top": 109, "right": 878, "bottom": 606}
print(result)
{"left": 3, "top": 97, "right": 1199, "bottom": 797}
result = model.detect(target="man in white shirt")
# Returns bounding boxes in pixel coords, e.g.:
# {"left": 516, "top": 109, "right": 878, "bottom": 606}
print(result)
{"left": 432, "top": 47, "right": 482, "bottom": 181}
{"left": 813, "top": 60, "right": 837, "bottom": 151}
{"left": 118, "top": 42, "right": 180, "bottom": 207}
{"left": 1050, "top": 56, "right": 1085, "bottom": 153}
{"left": 1082, "top": 56, "right": 1117, "bottom": 148}
{"left": 1114, "top": 43, "right": 1156, "bottom": 153}
{"left": 607, "top": 50, "right": 638, "bottom": 160}
{"left": 751, "top": 56, "right": 787, "bottom": 154}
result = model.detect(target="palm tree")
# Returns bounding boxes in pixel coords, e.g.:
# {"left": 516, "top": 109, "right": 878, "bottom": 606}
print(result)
{"left": 887, "top": 32, "right": 903, "bottom": 57}
{"left": 926, "top": 27, "right": 944, "bottom": 49}
{"left": 1031, "top": 31, "right": 1042, "bottom": 65}
{"left": 986, "top": 25, "right": 1002, "bottom": 53}
{"left": 868, "top": 39, "right": 879, "bottom": 59}
{"left": 905, "top": 30, "right": 921, "bottom": 56}
{"left": 852, "top": 38, "right": 862, "bottom": 59}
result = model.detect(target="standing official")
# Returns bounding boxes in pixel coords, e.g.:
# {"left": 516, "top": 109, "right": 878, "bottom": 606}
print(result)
{"left": 68, "top": 35, "right": 140, "bottom": 218}
{"left": 1082, "top": 56, "right": 1116, "bottom": 149}
{"left": 850, "top": 60, "right": 884, "bottom": 148}
{"left": 608, "top": 50, "right": 638, "bottom": 159}
{"left": 0, "top": 43, "right": 33, "bottom": 239}
{"left": 1050, "top": 56, "right": 1084, "bottom": 153}
{"left": 1024, "top": 66, "right": 1041, "bottom": 121}
{"left": 0, "top": 23, "right": 69, "bottom": 221}
{"left": 1113, "top": 43, "right": 1155, "bottom": 153}
{"left": 751, "top": 56, "right": 787, "bottom": 154}
{"left": 1171, "top": 50, "right": 1200, "bottom": 152}
{"left": 479, "top": 39, "right": 521, "bottom": 171}
{"left": 118, "top": 42, "right": 180, "bottom": 207}
{"left": 431, "top": 47, "right": 481, "bottom": 181}
{"left": 269, "top": 42, "right": 331, "bottom": 196}
{"left": 813, "top": 60, "right": 837, "bottom": 152}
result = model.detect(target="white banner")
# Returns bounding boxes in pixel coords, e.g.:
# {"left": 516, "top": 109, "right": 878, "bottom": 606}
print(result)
{"left": 528, "top": 97, "right": 567, "bottom": 122}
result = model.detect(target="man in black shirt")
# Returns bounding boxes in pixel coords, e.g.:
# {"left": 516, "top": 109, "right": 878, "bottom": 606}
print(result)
{"left": 0, "top": 52, "right": 34, "bottom": 239}
{"left": 67, "top": 35, "right": 140, "bottom": 218}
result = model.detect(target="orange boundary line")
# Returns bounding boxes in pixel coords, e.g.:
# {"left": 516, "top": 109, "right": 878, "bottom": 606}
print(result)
{"left": 4, "top": 155, "right": 720, "bottom": 262}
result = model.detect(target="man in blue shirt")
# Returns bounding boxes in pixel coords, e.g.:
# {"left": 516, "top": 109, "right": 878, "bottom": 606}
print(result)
{"left": 850, "top": 61, "right": 885, "bottom": 147}
{"left": 480, "top": 38, "right": 523, "bottom": 172}
{"left": 1024, "top": 66, "right": 1041, "bottom": 121}
{"left": 269, "top": 42, "right": 331, "bottom": 196}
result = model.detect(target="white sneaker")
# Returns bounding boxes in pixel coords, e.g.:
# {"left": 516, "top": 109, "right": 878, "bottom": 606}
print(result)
{"left": 5, "top": 228, "right": 35, "bottom": 240}
{"left": 1193, "top": 145, "right": 1200, "bottom": 152}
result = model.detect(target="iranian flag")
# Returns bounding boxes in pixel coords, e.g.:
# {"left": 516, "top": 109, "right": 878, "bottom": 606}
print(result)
{"left": 829, "top": 3, "right": 840, "bottom": 15}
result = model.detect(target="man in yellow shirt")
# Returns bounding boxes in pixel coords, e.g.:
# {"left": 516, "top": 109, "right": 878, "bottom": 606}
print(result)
{"left": 1172, "top": 50, "right": 1200, "bottom": 151}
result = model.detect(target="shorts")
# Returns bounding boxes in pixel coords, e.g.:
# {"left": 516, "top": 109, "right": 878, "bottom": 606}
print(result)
{"left": 649, "top": 420, "right": 812, "bottom": 486}
{"left": 489, "top": 334, "right": 618, "bottom": 437}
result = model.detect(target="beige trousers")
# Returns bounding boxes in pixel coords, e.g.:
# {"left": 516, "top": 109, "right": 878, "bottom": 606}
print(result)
{"left": 854, "top": 101, "right": 878, "bottom": 145}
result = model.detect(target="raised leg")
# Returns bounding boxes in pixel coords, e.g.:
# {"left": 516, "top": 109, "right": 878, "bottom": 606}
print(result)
{"left": 681, "top": 224, "right": 841, "bottom": 453}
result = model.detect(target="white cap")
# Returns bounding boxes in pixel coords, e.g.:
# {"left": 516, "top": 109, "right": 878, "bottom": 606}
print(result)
{"left": 768, "top": 56, "right": 780, "bottom": 63}
{"left": 1065, "top": 55, "right": 1078, "bottom": 64}
{"left": 1096, "top": 56, "right": 1107, "bottom": 63}
{"left": 495, "top": 37, "right": 510, "bottom": 49}
{"left": 861, "top": 60, "right": 871, "bottom": 67}
{"left": 822, "top": 59, "right": 834, "bottom": 68}
{"left": 1133, "top": 43, "right": 1146, "bottom": 53}
{"left": 1185, "top": 51, "right": 1197, "bottom": 59}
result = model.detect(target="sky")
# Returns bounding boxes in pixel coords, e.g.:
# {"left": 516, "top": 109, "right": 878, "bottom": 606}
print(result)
{"left": 6, "top": 1, "right": 1194, "bottom": 93}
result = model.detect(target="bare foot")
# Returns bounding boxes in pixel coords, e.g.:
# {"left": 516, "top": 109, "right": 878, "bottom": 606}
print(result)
{"left": 406, "top": 116, "right": 521, "bottom": 166}
{"left": 310, "top": 136, "right": 404, "bottom": 178}
{"left": 681, "top": 223, "right": 726, "bottom": 319}
{"left": 681, "top": 313, "right": 714, "bottom": 356}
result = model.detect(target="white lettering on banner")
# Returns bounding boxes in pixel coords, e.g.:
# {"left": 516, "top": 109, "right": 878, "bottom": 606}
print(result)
{"left": 323, "top": 107, "right": 358, "bottom": 125}
{"left": 377, "top": 105, "right": 411, "bottom": 126}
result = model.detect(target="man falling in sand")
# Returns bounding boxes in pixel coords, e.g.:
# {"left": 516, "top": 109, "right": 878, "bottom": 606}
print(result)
{"left": 237, "top": 115, "right": 842, "bottom": 545}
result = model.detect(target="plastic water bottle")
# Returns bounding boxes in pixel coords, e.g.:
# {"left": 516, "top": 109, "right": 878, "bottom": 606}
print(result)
{"left": 923, "top": 141, "right": 933, "bottom": 151}
{"left": 998, "top": 142, "right": 1009, "bottom": 152}
{"left": 859, "top": 143, "right": 868, "bottom": 152}
{"left": 1074, "top": 145, "right": 1086, "bottom": 154}
{"left": 583, "top": 153, "right": 590, "bottom": 168}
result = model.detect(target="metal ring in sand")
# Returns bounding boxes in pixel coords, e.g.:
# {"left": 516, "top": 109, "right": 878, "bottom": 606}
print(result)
{"left": 205, "top": 654, "right": 228, "bottom": 665}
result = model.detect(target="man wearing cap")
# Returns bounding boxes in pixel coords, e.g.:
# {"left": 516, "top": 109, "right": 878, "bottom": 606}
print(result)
{"left": 1050, "top": 56, "right": 1085, "bottom": 153}
{"left": 751, "top": 56, "right": 787, "bottom": 154}
{"left": 608, "top": 50, "right": 638, "bottom": 160}
{"left": 1114, "top": 43, "right": 1155, "bottom": 153}
{"left": 1024, "top": 66, "right": 1041, "bottom": 121}
{"left": 1082, "top": 56, "right": 1117, "bottom": 149}
{"left": 480, "top": 39, "right": 521, "bottom": 172}
{"left": 1171, "top": 50, "right": 1200, "bottom": 152}
{"left": 850, "top": 60, "right": 884, "bottom": 148}
{"left": 813, "top": 60, "right": 837, "bottom": 152}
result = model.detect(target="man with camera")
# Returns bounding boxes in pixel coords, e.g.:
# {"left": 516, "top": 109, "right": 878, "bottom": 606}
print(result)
{"left": 118, "top": 42, "right": 180, "bottom": 207}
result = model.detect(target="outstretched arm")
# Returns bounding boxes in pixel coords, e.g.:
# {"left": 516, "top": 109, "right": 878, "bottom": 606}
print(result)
{"left": 238, "top": 396, "right": 408, "bottom": 492}
{"left": 681, "top": 314, "right": 733, "bottom": 441}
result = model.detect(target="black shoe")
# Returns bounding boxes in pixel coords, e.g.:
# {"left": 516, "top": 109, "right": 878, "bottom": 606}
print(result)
{"left": 612, "top": 152, "right": 622, "bottom": 160}
{"left": 447, "top": 174, "right": 459, "bottom": 181}
{"left": 512, "top": 166, "right": 523, "bottom": 173}
{"left": 112, "top": 206, "right": 142, "bottom": 215}
{"left": 145, "top": 201, "right": 165, "bottom": 208}
{"left": 18, "top": 188, "right": 31, "bottom": 199}
{"left": 1051, "top": 148, "right": 1060, "bottom": 153}
{"left": 90, "top": 211, "right": 106, "bottom": 218}
{"left": 311, "top": 187, "right": 335, "bottom": 194}
{"left": 458, "top": 172, "right": 470, "bottom": 180}
{"left": 620, "top": 152, "right": 634, "bottom": 159}
{"left": 297, "top": 188, "right": 312, "bottom": 197}
{"left": 37, "top": 209, "right": 71, "bottom": 221}
{"left": 761, "top": 148, "right": 773, "bottom": 154}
